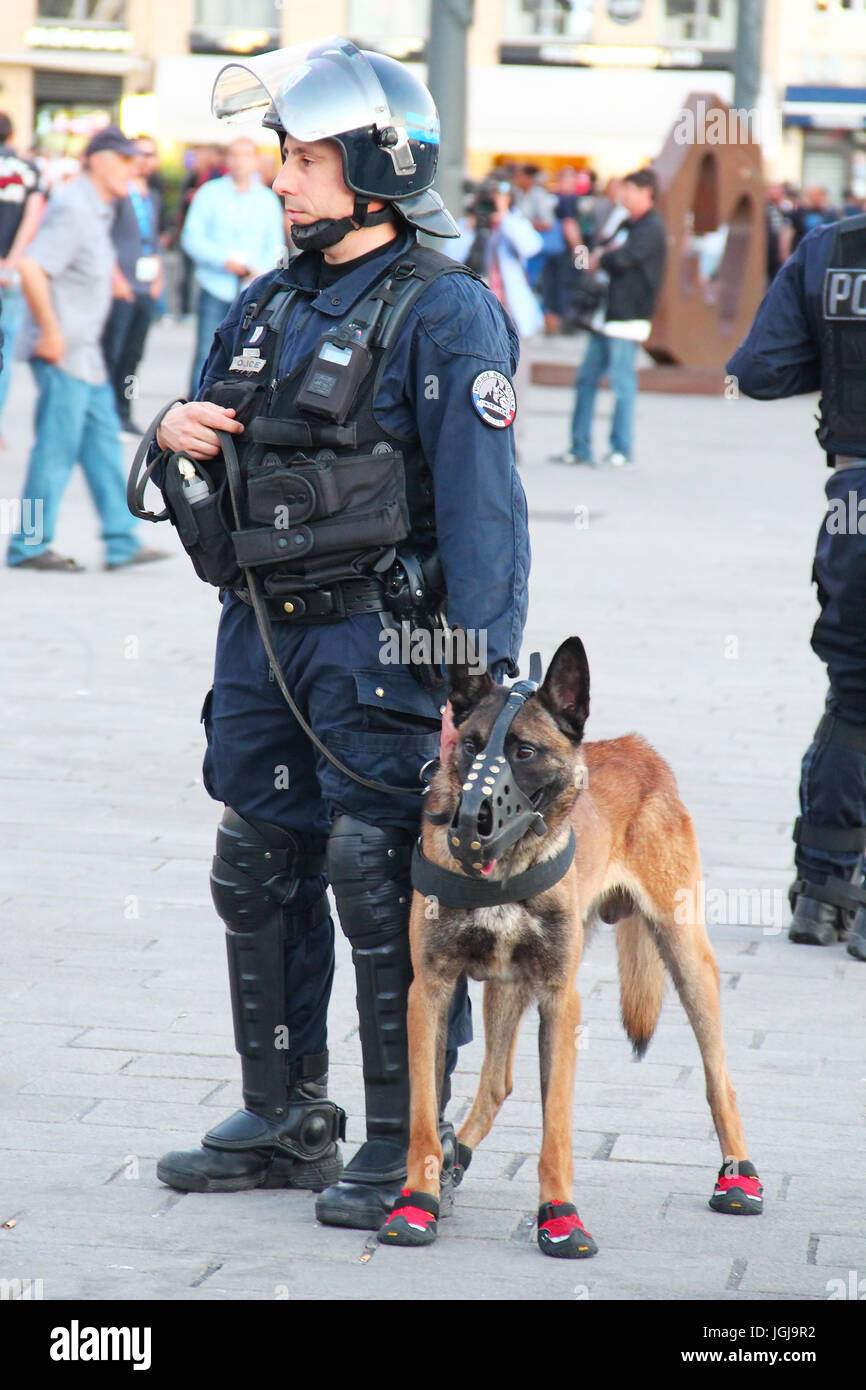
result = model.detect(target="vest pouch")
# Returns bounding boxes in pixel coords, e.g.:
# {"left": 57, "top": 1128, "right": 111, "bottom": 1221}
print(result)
{"left": 162, "top": 455, "right": 242, "bottom": 589}
{"left": 232, "top": 449, "right": 411, "bottom": 571}
{"left": 200, "top": 376, "right": 268, "bottom": 428}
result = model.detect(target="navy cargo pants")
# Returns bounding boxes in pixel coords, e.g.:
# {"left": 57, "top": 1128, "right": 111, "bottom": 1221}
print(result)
{"left": 201, "top": 592, "right": 472, "bottom": 1074}
{"left": 796, "top": 465, "right": 866, "bottom": 891}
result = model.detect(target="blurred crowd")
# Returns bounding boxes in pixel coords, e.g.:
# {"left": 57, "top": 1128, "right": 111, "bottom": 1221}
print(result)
{"left": 2, "top": 119, "right": 865, "bottom": 497}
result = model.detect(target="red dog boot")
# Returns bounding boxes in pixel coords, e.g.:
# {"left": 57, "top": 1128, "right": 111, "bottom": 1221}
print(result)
{"left": 537, "top": 1200, "right": 598, "bottom": 1258}
{"left": 709, "top": 1159, "right": 764, "bottom": 1215}
{"left": 377, "top": 1189, "right": 440, "bottom": 1247}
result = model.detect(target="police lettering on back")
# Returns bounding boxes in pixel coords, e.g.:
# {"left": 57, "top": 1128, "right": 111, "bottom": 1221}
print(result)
{"left": 824, "top": 268, "right": 866, "bottom": 319}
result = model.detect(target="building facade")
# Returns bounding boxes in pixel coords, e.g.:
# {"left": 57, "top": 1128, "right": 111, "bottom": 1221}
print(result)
{"left": 0, "top": 1, "right": 863, "bottom": 196}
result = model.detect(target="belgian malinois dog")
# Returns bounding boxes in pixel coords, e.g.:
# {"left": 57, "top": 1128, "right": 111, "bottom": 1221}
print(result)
{"left": 378, "top": 637, "right": 763, "bottom": 1258}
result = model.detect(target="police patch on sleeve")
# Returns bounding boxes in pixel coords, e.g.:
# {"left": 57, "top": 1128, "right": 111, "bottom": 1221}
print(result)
{"left": 470, "top": 370, "right": 516, "bottom": 429}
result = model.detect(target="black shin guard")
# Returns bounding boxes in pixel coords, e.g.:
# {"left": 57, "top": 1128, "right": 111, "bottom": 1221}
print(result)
{"left": 326, "top": 815, "right": 415, "bottom": 1169}
{"left": 206, "top": 808, "right": 344, "bottom": 1150}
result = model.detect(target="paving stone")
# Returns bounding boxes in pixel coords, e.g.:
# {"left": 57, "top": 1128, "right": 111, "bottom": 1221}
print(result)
{"left": 0, "top": 322, "right": 861, "bottom": 1302}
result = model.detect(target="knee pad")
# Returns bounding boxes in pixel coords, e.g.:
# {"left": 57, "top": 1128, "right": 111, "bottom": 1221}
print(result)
{"left": 210, "top": 808, "right": 328, "bottom": 933}
{"left": 326, "top": 815, "right": 414, "bottom": 949}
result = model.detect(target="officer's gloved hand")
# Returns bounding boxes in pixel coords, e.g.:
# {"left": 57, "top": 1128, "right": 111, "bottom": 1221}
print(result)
{"left": 440, "top": 700, "right": 459, "bottom": 766}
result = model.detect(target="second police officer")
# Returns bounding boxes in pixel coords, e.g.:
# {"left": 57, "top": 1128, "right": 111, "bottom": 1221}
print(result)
{"left": 135, "top": 37, "right": 531, "bottom": 1228}
{"left": 727, "top": 208, "right": 866, "bottom": 963}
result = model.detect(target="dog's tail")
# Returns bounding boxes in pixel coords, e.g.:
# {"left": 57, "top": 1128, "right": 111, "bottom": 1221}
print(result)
{"left": 616, "top": 914, "right": 666, "bottom": 1059}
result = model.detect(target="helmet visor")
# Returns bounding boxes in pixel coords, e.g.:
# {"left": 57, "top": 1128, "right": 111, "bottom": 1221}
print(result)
{"left": 212, "top": 36, "right": 392, "bottom": 141}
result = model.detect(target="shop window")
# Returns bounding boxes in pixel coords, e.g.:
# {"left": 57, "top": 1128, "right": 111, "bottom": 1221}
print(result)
{"left": 37, "top": 0, "right": 126, "bottom": 21}
{"left": 348, "top": 0, "right": 430, "bottom": 34}
{"left": 194, "top": 0, "right": 276, "bottom": 24}
{"left": 662, "top": 0, "right": 737, "bottom": 46}
{"left": 502, "top": 0, "right": 594, "bottom": 40}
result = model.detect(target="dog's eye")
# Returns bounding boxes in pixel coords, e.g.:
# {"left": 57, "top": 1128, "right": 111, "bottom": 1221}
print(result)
{"left": 462, "top": 737, "right": 477, "bottom": 756}
{"left": 515, "top": 745, "right": 536, "bottom": 760}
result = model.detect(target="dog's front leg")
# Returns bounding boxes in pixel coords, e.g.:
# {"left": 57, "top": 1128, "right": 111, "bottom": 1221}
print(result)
{"left": 536, "top": 985, "right": 598, "bottom": 1258}
{"left": 377, "top": 968, "right": 453, "bottom": 1249}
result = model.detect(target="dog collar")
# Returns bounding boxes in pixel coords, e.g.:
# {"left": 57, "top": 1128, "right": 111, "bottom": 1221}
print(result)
{"left": 410, "top": 827, "right": 576, "bottom": 909}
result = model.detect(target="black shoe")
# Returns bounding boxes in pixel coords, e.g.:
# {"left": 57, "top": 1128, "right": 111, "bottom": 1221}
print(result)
{"left": 315, "top": 1124, "right": 459, "bottom": 1231}
{"left": 847, "top": 908, "right": 866, "bottom": 961}
{"left": 157, "top": 1105, "right": 344, "bottom": 1194}
{"left": 788, "top": 894, "right": 845, "bottom": 946}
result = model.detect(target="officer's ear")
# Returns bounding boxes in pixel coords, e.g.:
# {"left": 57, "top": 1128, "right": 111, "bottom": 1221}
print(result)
{"left": 448, "top": 627, "right": 494, "bottom": 726}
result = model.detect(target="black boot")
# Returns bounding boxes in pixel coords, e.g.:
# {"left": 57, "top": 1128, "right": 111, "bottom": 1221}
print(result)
{"left": 316, "top": 816, "right": 458, "bottom": 1230}
{"left": 788, "top": 894, "right": 845, "bottom": 946}
{"left": 157, "top": 809, "right": 345, "bottom": 1193}
{"left": 157, "top": 1051, "right": 345, "bottom": 1193}
{"left": 847, "top": 907, "right": 866, "bottom": 961}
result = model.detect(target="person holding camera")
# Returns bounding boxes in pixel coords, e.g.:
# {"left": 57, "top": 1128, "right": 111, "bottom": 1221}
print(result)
{"left": 448, "top": 176, "right": 543, "bottom": 462}
{"left": 551, "top": 168, "right": 667, "bottom": 469}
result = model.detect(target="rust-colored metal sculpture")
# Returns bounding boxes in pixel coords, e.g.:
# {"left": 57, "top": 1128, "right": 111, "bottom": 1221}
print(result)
{"left": 645, "top": 90, "right": 765, "bottom": 370}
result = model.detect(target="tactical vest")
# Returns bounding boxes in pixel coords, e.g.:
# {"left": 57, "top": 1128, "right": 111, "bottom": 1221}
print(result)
{"left": 817, "top": 213, "right": 866, "bottom": 463}
{"left": 155, "top": 241, "right": 488, "bottom": 618}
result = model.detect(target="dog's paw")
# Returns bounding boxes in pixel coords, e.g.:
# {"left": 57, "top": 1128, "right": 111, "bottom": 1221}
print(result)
{"left": 537, "top": 1200, "right": 598, "bottom": 1258}
{"left": 708, "top": 1159, "right": 764, "bottom": 1215}
{"left": 377, "top": 1189, "right": 440, "bottom": 1247}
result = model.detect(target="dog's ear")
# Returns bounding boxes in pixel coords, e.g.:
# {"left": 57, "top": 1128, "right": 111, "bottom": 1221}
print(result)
{"left": 448, "top": 626, "right": 494, "bottom": 726}
{"left": 537, "top": 637, "right": 590, "bottom": 742}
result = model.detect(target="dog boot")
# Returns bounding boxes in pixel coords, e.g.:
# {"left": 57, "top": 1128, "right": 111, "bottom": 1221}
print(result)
{"left": 537, "top": 1201, "right": 598, "bottom": 1258}
{"left": 708, "top": 1159, "right": 763, "bottom": 1215}
{"left": 377, "top": 1190, "right": 440, "bottom": 1247}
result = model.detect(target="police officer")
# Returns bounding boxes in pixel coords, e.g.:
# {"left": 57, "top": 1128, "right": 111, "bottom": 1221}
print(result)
{"left": 143, "top": 37, "right": 531, "bottom": 1228}
{"left": 727, "top": 210, "right": 866, "bottom": 963}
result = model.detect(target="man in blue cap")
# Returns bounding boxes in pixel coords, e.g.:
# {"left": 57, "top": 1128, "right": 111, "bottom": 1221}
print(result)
{"left": 8, "top": 125, "right": 167, "bottom": 572}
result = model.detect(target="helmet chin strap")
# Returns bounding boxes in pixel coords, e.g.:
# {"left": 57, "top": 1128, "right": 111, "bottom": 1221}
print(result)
{"left": 289, "top": 194, "right": 394, "bottom": 253}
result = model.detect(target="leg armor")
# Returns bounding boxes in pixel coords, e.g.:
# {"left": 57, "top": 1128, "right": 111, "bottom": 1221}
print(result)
{"left": 156, "top": 809, "right": 345, "bottom": 1193}
{"left": 790, "top": 713, "right": 866, "bottom": 945}
{"left": 325, "top": 814, "right": 415, "bottom": 1175}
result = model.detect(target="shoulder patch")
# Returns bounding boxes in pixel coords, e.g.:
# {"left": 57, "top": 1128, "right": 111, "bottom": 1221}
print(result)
{"left": 471, "top": 370, "right": 516, "bottom": 429}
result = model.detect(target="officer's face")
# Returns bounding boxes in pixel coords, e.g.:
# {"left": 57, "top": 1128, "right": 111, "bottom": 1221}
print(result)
{"left": 273, "top": 135, "right": 376, "bottom": 227}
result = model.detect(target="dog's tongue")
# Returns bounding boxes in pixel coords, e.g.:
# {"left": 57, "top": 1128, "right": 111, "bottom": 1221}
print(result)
{"left": 480, "top": 860, "right": 496, "bottom": 877}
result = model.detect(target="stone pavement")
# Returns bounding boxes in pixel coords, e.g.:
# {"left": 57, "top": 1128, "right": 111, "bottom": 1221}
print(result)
{"left": 0, "top": 317, "right": 863, "bottom": 1303}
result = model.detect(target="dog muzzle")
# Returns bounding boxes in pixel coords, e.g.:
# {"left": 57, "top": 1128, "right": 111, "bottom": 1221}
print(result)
{"left": 448, "top": 652, "right": 547, "bottom": 877}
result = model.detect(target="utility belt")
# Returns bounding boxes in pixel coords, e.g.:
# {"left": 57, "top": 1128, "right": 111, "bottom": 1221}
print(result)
{"left": 234, "top": 574, "right": 390, "bottom": 624}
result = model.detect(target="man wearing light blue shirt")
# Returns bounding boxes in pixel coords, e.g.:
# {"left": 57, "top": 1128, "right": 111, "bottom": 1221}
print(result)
{"left": 181, "top": 137, "right": 285, "bottom": 395}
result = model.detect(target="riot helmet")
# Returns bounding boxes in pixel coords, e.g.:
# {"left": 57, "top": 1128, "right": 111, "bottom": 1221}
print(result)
{"left": 211, "top": 35, "right": 460, "bottom": 251}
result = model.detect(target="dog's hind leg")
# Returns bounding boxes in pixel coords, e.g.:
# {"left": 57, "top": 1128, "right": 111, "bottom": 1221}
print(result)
{"left": 457, "top": 980, "right": 531, "bottom": 1156}
{"left": 534, "top": 985, "right": 598, "bottom": 1258}
{"left": 652, "top": 909, "right": 763, "bottom": 1216}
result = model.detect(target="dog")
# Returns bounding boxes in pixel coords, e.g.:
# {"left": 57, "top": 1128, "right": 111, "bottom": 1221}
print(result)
{"left": 377, "top": 636, "right": 763, "bottom": 1258}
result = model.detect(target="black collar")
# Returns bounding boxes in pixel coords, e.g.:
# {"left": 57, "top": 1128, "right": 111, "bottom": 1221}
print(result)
{"left": 410, "top": 827, "right": 576, "bottom": 909}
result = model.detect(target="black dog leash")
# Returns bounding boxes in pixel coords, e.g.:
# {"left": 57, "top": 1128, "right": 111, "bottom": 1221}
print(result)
{"left": 411, "top": 826, "right": 576, "bottom": 908}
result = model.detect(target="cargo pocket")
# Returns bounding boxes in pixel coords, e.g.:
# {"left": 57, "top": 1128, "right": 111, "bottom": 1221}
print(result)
{"left": 321, "top": 668, "right": 445, "bottom": 806}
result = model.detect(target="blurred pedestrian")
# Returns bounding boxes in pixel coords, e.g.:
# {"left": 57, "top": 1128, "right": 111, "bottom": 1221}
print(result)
{"left": 551, "top": 168, "right": 667, "bottom": 469}
{"left": 0, "top": 112, "right": 46, "bottom": 448}
{"left": 448, "top": 177, "right": 543, "bottom": 462}
{"left": 100, "top": 136, "right": 163, "bottom": 435}
{"left": 181, "top": 137, "right": 285, "bottom": 395}
{"left": 510, "top": 163, "right": 557, "bottom": 292}
{"left": 173, "top": 144, "right": 224, "bottom": 318}
{"left": 7, "top": 126, "right": 168, "bottom": 573}
{"left": 790, "top": 186, "right": 838, "bottom": 253}
{"left": 766, "top": 182, "right": 794, "bottom": 283}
